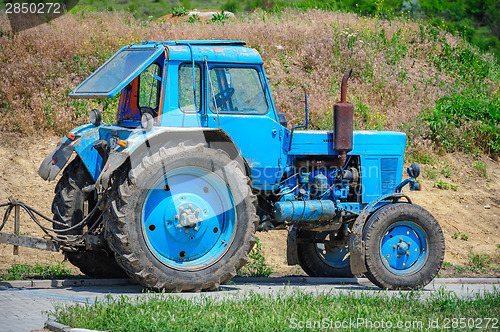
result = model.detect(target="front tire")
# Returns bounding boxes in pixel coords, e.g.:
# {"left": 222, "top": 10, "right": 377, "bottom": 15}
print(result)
{"left": 363, "top": 203, "right": 445, "bottom": 290}
{"left": 105, "top": 143, "right": 258, "bottom": 291}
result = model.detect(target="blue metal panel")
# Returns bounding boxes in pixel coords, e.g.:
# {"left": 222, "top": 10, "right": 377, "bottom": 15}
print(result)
{"left": 144, "top": 40, "right": 247, "bottom": 47}
{"left": 288, "top": 130, "right": 406, "bottom": 156}
{"left": 67, "top": 124, "right": 103, "bottom": 181}
{"left": 360, "top": 157, "right": 381, "bottom": 203}
{"left": 166, "top": 45, "right": 263, "bottom": 64}
{"left": 381, "top": 158, "right": 398, "bottom": 195}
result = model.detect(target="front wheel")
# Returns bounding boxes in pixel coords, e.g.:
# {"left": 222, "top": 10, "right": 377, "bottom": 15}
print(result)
{"left": 105, "top": 143, "right": 258, "bottom": 291}
{"left": 363, "top": 203, "right": 445, "bottom": 290}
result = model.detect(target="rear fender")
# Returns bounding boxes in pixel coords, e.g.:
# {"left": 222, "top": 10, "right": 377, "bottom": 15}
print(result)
{"left": 95, "top": 127, "right": 248, "bottom": 191}
{"left": 38, "top": 124, "right": 102, "bottom": 181}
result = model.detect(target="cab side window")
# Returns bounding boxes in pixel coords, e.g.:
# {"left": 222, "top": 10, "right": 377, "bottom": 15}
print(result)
{"left": 138, "top": 63, "right": 162, "bottom": 112}
{"left": 179, "top": 64, "right": 202, "bottom": 113}
{"left": 209, "top": 67, "right": 268, "bottom": 114}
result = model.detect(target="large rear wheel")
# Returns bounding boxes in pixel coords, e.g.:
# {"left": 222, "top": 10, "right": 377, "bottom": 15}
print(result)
{"left": 105, "top": 143, "right": 258, "bottom": 291}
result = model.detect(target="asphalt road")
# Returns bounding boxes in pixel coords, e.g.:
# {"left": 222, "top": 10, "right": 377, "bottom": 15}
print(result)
{"left": 1, "top": 278, "right": 498, "bottom": 332}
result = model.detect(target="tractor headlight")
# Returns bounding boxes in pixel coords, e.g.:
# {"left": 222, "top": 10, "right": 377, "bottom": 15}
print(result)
{"left": 89, "top": 109, "right": 102, "bottom": 126}
{"left": 407, "top": 163, "right": 421, "bottom": 179}
{"left": 141, "top": 112, "right": 154, "bottom": 131}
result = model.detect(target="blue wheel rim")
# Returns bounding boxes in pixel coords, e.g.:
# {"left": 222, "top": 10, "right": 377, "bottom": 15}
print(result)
{"left": 141, "top": 166, "right": 237, "bottom": 271}
{"left": 379, "top": 221, "right": 428, "bottom": 276}
{"left": 316, "top": 233, "right": 350, "bottom": 269}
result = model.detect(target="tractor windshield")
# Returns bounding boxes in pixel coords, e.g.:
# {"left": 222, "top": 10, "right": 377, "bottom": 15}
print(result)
{"left": 70, "top": 47, "right": 164, "bottom": 99}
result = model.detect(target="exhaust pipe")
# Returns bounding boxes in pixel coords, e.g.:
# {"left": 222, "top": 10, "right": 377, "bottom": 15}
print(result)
{"left": 333, "top": 69, "right": 354, "bottom": 168}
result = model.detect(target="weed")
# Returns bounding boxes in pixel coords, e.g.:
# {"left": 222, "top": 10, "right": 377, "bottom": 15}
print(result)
{"left": 353, "top": 101, "right": 387, "bottom": 131}
{"left": 0, "top": 261, "right": 73, "bottom": 281}
{"left": 237, "top": 238, "right": 273, "bottom": 277}
{"left": 452, "top": 233, "right": 459, "bottom": 239}
{"left": 460, "top": 233, "right": 469, "bottom": 241}
{"left": 171, "top": 6, "right": 188, "bottom": 17}
{"left": 433, "top": 179, "right": 458, "bottom": 191}
{"left": 420, "top": 94, "right": 500, "bottom": 156}
{"left": 186, "top": 14, "right": 201, "bottom": 24}
{"left": 423, "top": 168, "right": 438, "bottom": 180}
{"left": 209, "top": 10, "right": 230, "bottom": 24}
{"left": 468, "top": 251, "right": 492, "bottom": 269}
{"left": 442, "top": 261, "right": 451, "bottom": 267}
{"left": 441, "top": 163, "right": 452, "bottom": 178}
{"left": 407, "top": 151, "right": 436, "bottom": 165}
{"left": 474, "top": 161, "right": 488, "bottom": 178}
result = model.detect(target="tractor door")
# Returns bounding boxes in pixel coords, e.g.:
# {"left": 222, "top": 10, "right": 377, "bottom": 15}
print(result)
{"left": 206, "top": 65, "right": 285, "bottom": 188}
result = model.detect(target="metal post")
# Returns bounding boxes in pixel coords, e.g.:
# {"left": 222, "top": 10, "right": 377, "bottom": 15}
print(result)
{"left": 13, "top": 204, "right": 20, "bottom": 255}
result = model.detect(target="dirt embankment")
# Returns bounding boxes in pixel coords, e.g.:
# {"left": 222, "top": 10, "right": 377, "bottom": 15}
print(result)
{"left": 1, "top": 131, "right": 499, "bottom": 275}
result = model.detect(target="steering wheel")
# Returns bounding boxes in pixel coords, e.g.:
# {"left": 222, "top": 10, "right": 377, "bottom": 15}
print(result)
{"left": 214, "top": 87, "right": 235, "bottom": 108}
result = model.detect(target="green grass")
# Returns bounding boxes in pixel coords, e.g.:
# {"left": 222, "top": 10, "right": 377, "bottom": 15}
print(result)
{"left": 433, "top": 179, "right": 459, "bottom": 191}
{"left": 0, "top": 262, "right": 73, "bottom": 281}
{"left": 50, "top": 288, "right": 500, "bottom": 331}
{"left": 469, "top": 251, "right": 493, "bottom": 269}
{"left": 474, "top": 161, "right": 488, "bottom": 178}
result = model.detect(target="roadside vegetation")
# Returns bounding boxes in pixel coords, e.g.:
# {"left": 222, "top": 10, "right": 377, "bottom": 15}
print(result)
{"left": 50, "top": 288, "right": 500, "bottom": 331}
{"left": 0, "top": 8, "right": 498, "bottom": 159}
{"left": 237, "top": 238, "right": 273, "bottom": 277}
{"left": 0, "top": 261, "right": 73, "bottom": 281}
{"left": 440, "top": 251, "right": 500, "bottom": 278}
{"left": 72, "top": 0, "right": 500, "bottom": 58}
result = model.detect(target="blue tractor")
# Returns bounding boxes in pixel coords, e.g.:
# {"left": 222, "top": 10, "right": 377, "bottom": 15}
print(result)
{"left": 38, "top": 40, "right": 445, "bottom": 290}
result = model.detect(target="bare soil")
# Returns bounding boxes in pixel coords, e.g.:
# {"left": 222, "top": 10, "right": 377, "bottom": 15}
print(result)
{"left": 1, "top": 131, "right": 499, "bottom": 276}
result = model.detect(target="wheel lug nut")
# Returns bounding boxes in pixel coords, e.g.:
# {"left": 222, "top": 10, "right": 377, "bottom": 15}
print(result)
{"left": 407, "top": 242, "right": 411, "bottom": 246}
{"left": 184, "top": 229, "right": 189, "bottom": 234}
{"left": 174, "top": 215, "right": 179, "bottom": 219}
{"left": 195, "top": 208, "right": 200, "bottom": 213}
{"left": 397, "top": 254, "right": 401, "bottom": 258}
{"left": 393, "top": 245, "right": 396, "bottom": 249}
{"left": 399, "top": 238, "right": 403, "bottom": 242}
{"left": 188, "top": 203, "right": 193, "bottom": 208}
{"left": 179, "top": 206, "right": 184, "bottom": 211}
{"left": 194, "top": 226, "right": 198, "bottom": 231}
{"left": 406, "top": 252, "right": 410, "bottom": 256}
{"left": 176, "top": 224, "right": 181, "bottom": 229}
{"left": 198, "top": 218, "right": 203, "bottom": 222}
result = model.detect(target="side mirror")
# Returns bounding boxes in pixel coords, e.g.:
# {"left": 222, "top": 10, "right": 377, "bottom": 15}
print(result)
{"left": 407, "top": 163, "right": 421, "bottom": 179}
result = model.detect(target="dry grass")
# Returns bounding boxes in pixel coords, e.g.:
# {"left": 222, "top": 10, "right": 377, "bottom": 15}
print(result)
{"left": 0, "top": 9, "right": 496, "bottom": 147}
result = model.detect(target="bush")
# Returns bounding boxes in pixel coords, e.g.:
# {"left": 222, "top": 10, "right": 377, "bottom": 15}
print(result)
{"left": 419, "top": 94, "right": 500, "bottom": 156}
{"left": 171, "top": 6, "right": 189, "bottom": 17}
{"left": 237, "top": 238, "right": 273, "bottom": 277}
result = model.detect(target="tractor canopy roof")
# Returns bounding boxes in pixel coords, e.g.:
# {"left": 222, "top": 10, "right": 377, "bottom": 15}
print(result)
{"left": 70, "top": 40, "right": 262, "bottom": 99}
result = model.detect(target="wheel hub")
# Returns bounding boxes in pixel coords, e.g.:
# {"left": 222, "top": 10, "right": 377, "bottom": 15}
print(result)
{"left": 380, "top": 222, "right": 428, "bottom": 274}
{"left": 176, "top": 202, "right": 203, "bottom": 230}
